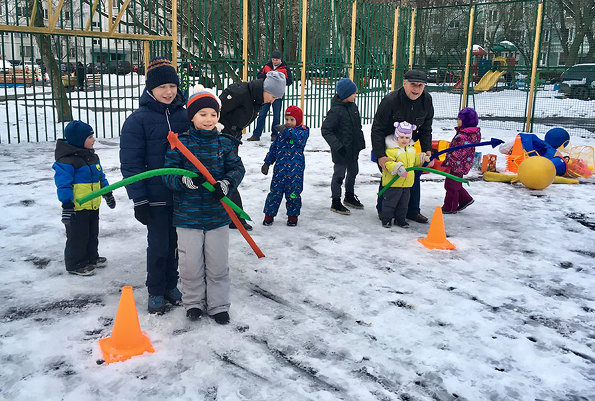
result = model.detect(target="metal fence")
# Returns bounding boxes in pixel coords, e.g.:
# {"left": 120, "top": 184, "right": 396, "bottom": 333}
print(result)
{"left": 0, "top": 0, "right": 593, "bottom": 143}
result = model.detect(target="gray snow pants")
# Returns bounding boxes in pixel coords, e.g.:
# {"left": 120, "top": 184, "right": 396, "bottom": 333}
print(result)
{"left": 381, "top": 187, "right": 411, "bottom": 224}
{"left": 177, "top": 226, "right": 230, "bottom": 315}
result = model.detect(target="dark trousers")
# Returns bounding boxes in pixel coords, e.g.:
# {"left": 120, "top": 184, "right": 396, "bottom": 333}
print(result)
{"left": 381, "top": 187, "right": 410, "bottom": 224}
{"left": 376, "top": 167, "right": 421, "bottom": 217}
{"left": 146, "top": 205, "right": 178, "bottom": 296}
{"left": 64, "top": 209, "right": 99, "bottom": 271}
{"left": 443, "top": 174, "right": 472, "bottom": 212}
{"left": 331, "top": 159, "right": 359, "bottom": 199}
{"left": 252, "top": 98, "right": 283, "bottom": 138}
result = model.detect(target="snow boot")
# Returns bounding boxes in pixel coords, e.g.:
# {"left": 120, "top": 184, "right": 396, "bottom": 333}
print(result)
{"left": 89, "top": 256, "right": 107, "bottom": 268}
{"left": 148, "top": 295, "right": 166, "bottom": 314}
{"left": 263, "top": 215, "right": 274, "bottom": 226}
{"left": 211, "top": 311, "right": 230, "bottom": 325}
{"left": 164, "top": 287, "right": 182, "bottom": 305}
{"left": 331, "top": 198, "right": 350, "bottom": 215}
{"left": 287, "top": 216, "right": 298, "bottom": 226}
{"left": 344, "top": 192, "right": 364, "bottom": 209}
{"left": 68, "top": 265, "right": 95, "bottom": 276}
{"left": 395, "top": 219, "right": 409, "bottom": 228}
{"left": 457, "top": 199, "right": 474, "bottom": 211}
{"left": 186, "top": 308, "right": 203, "bottom": 321}
{"left": 382, "top": 220, "right": 392, "bottom": 228}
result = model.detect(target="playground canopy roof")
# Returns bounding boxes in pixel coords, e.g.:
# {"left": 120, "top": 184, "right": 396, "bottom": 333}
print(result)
{"left": 472, "top": 45, "right": 487, "bottom": 56}
{"left": 491, "top": 41, "right": 518, "bottom": 53}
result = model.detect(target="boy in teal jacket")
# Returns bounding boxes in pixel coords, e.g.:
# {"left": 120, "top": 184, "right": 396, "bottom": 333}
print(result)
{"left": 52, "top": 121, "right": 116, "bottom": 276}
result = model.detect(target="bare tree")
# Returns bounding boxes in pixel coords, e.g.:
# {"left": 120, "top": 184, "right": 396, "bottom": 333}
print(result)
{"left": 26, "top": 0, "right": 72, "bottom": 122}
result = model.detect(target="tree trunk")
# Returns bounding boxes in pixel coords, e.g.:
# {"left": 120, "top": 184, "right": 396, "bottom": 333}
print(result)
{"left": 27, "top": 0, "right": 73, "bottom": 122}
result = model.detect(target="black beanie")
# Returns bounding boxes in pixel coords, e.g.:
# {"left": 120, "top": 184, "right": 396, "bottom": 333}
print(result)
{"left": 187, "top": 90, "right": 220, "bottom": 121}
{"left": 64, "top": 120, "right": 94, "bottom": 148}
{"left": 145, "top": 57, "right": 180, "bottom": 91}
{"left": 271, "top": 50, "right": 282, "bottom": 59}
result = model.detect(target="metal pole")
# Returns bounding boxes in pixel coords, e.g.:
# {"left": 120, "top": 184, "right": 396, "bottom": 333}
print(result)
{"left": 390, "top": 7, "right": 400, "bottom": 91}
{"left": 408, "top": 8, "right": 416, "bottom": 70}
{"left": 461, "top": 5, "right": 475, "bottom": 108}
{"left": 242, "top": 0, "right": 248, "bottom": 81}
{"left": 144, "top": 41, "right": 149, "bottom": 75}
{"left": 171, "top": 0, "right": 178, "bottom": 68}
{"left": 349, "top": 0, "right": 357, "bottom": 81}
{"left": 300, "top": 0, "right": 307, "bottom": 111}
{"left": 525, "top": 1, "right": 543, "bottom": 133}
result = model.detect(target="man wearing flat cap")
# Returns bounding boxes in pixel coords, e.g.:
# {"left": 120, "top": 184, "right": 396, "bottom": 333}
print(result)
{"left": 371, "top": 69, "right": 434, "bottom": 224}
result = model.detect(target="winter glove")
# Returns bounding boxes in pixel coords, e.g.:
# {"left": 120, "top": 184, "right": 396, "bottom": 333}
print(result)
{"left": 134, "top": 202, "right": 150, "bottom": 225}
{"left": 103, "top": 192, "right": 116, "bottom": 209}
{"left": 182, "top": 175, "right": 206, "bottom": 190}
{"left": 61, "top": 202, "right": 75, "bottom": 226}
{"left": 211, "top": 179, "right": 230, "bottom": 201}
{"left": 273, "top": 124, "right": 285, "bottom": 134}
{"left": 391, "top": 162, "right": 407, "bottom": 177}
{"left": 261, "top": 163, "right": 270, "bottom": 175}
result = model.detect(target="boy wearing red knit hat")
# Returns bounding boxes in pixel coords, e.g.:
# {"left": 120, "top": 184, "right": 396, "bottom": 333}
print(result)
{"left": 261, "top": 105, "right": 309, "bottom": 226}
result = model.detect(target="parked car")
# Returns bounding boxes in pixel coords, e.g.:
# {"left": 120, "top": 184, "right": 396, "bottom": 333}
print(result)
{"left": 87, "top": 62, "right": 108, "bottom": 74}
{"left": 108, "top": 60, "right": 132, "bottom": 75}
{"left": 558, "top": 63, "right": 595, "bottom": 100}
{"left": 137, "top": 62, "right": 145, "bottom": 75}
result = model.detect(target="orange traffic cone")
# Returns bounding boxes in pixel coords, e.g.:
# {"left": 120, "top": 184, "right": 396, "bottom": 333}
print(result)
{"left": 417, "top": 206, "right": 456, "bottom": 250}
{"left": 506, "top": 134, "right": 526, "bottom": 173}
{"left": 98, "top": 286, "right": 154, "bottom": 364}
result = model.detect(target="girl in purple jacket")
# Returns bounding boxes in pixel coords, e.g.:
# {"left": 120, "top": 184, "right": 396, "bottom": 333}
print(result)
{"left": 442, "top": 108, "right": 481, "bottom": 214}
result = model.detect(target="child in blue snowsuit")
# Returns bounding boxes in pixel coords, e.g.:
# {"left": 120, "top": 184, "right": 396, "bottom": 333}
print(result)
{"left": 261, "top": 105, "right": 309, "bottom": 226}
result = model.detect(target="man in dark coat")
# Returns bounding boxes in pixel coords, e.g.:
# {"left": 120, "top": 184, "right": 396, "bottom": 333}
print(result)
{"left": 371, "top": 70, "right": 434, "bottom": 223}
{"left": 218, "top": 70, "right": 286, "bottom": 230}
{"left": 246, "top": 49, "right": 294, "bottom": 141}
{"left": 76, "top": 62, "right": 86, "bottom": 91}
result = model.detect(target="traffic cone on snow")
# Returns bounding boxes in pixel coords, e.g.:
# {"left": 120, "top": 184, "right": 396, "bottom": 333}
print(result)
{"left": 506, "top": 134, "right": 526, "bottom": 173}
{"left": 417, "top": 206, "right": 456, "bottom": 250}
{"left": 98, "top": 286, "right": 154, "bottom": 364}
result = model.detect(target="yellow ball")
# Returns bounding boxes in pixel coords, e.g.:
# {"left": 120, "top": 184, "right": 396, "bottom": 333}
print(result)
{"left": 517, "top": 156, "right": 556, "bottom": 190}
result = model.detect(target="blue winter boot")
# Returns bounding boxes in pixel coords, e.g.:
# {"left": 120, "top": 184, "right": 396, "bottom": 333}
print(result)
{"left": 148, "top": 295, "right": 166, "bottom": 314}
{"left": 164, "top": 287, "right": 182, "bottom": 305}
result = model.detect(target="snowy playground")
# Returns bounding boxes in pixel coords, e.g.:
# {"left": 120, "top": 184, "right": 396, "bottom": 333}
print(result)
{"left": 0, "top": 117, "right": 594, "bottom": 400}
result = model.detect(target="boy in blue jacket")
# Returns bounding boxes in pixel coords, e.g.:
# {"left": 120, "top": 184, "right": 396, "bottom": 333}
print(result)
{"left": 261, "top": 105, "right": 309, "bottom": 226}
{"left": 163, "top": 88, "right": 245, "bottom": 325}
{"left": 53, "top": 121, "right": 116, "bottom": 276}
{"left": 120, "top": 57, "right": 191, "bottom": 313}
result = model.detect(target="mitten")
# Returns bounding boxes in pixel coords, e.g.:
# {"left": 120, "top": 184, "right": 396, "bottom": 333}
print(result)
{"left": 134, "top": 202, "right": 150, "bottom": 225}
{"left": 182, "top": 175, "right": 206, "bottom": 190}
{"left": 420, "top": 153, "right": 431, "bottom": 164}
{"left": 103, "top": 192, "right": 116, "bottom": 209}
{"left": 261, "top": 163, "right": 270, "bottom": 175}
{"left": 61, "top": 202, "right": 75, "bottom": 225}
{"left": 391, "top": 162, "right": 407, "bottom": 177}
{"left": 273, "top": 124, "right": 285, "bottom": 134}
{"left": 211, "top": 179, "right": 230, "bottom": 201}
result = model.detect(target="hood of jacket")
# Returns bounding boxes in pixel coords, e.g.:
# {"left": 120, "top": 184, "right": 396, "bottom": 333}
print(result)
{"left": 55, "top": 138, "right": 95, "bottom": 160}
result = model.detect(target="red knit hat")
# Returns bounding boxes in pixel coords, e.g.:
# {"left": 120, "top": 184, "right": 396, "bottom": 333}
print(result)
{"left": 285, "top": 105, "right": 303, "bottom": 127}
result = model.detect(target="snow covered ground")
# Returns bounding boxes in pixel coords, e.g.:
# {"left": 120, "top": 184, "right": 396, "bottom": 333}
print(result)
{"left": 0, "top": 119, "right": 594, "bottom": 400}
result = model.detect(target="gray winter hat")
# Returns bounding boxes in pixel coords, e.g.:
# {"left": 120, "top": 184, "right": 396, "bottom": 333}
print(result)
{"left": 263, "top": 70, "right": 286, "bottom": 99}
